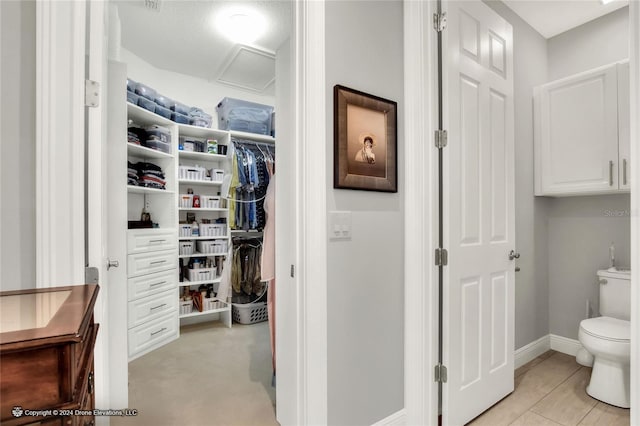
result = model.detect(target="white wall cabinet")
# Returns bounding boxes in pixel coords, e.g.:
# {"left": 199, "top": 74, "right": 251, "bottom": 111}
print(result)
{"left": 534, "top": 61, "right": 629, "bottom": 196}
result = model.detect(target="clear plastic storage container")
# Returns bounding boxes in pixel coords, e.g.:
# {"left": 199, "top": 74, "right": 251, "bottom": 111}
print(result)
{"left": 216, "top": 97, "right": 274, "bottom": 135}
{"left": 134, "top": 83, "right": 157, "bottom": 101}
{"left": 137, "top": 96, "right": 156, "bottom": 112}
{"left": 171, "top": 101, "right": 190, "bottom": 116}
{"left": 154, "top": 105, "right": 172, "bottom": 119}
{"left": 172, "top": 112, "right": 189, "bottom": 124}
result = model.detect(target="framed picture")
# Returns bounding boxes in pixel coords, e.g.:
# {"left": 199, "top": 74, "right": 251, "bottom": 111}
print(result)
{"left": 333, "top": 85, "right": 397, "bottom": 192}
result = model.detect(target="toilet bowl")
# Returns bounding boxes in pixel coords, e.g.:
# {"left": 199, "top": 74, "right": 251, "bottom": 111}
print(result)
{"left": 578, "top": 316, "right": 630, "bottom": 408}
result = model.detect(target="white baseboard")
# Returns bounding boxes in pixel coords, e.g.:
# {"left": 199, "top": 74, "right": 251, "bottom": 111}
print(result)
{"left": 371, "top": 409, "right": 406, "bottom": 426}
{"left": 515, "top": 335, "right": 551, "bottom": 369}
{"left": 550, "top": 334, "right": 583, "bottom": 357}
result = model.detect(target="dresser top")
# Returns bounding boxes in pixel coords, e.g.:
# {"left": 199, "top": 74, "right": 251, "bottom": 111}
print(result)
{"left": 0, "top": 285, "right": 99, "bottom": 351}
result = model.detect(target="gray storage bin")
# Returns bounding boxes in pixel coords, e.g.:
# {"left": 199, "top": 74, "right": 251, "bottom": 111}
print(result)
{"left": 216, "top": 97, "right": 273, "bottom": 135}
{"left": 127, "top": 78, "right": 137, "bottom": 92}
{"left": 127, "top": 92, "right": 139, "bottom": 105}
{"left": 155, "top": 104, "right": 172, "bottom": 119}
{"left": 134, "top": 83, "right": 157, "bottom": 100}
{"left": 171, "top": 102, "right": 190, "bottom": 116}
{"left": 137, "top": 96, "right": 156, "bottom": 112}
{"left": 155, "top": 95, "right": 172, "bottom": 109}
{"left": 172, "top": 112, "right": 190, "bottom": 124}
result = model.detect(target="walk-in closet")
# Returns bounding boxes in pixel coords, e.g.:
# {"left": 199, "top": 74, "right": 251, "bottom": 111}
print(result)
{"left": 107, "top": 2, "right": 290, "bottom": 424}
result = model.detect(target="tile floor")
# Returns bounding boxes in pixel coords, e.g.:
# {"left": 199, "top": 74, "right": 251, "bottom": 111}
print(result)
{"left": 469, "top": 351, "right": 630, "bottom": 426}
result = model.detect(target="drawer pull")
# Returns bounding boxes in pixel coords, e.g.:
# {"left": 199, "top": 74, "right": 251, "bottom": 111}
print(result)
{"left": 149, "top": 239, "right": 166, "bottom": 243}
{"left": 151, "top": 327, "right": 167, "bottom": 336}
{"left": 150, "top": 281, "right": 167, "bottom": 287}
{"left": 150, "top": 303, "right": 167, "bottom": 311}
{"left": 623, "top": 159, "right": 628, "bottom": 185}
{"left": 609, "top": 160, "right": 614, "bottom": 186}
{"left": 88, "top": 371, "right": 94, "bottom": 395}
{"left": 150, "top": 260, "right": 167, "bottom": 265}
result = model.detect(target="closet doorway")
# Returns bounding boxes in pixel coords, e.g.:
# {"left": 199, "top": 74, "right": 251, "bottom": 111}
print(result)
{"left": 105, "top": 1, "right": 296, "bottom": 424}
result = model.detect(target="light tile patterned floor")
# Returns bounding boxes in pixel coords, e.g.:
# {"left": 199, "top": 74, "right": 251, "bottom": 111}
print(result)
{"left": 468, "top": 351, "right": 630, "bottom": 426}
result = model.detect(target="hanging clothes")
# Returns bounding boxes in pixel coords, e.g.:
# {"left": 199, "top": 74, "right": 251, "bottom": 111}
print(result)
{"left": 230, "top": 238, "right": 265, "bottom": 304}
{"left": 228, "top": 139, "right": 275, "bottom": 231}
{"left": 261, "top": 175, "right": 276, "bottom": 374}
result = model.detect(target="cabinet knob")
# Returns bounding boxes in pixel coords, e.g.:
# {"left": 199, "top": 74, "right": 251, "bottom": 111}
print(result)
{"left": 107, "top": 259, "right": 119, "bottom": 270}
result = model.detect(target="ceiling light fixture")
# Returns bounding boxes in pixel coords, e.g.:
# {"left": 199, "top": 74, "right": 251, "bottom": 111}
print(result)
{"left": 600, "top": 0, "right": 615, "bottom": 4}
{"left": 215, "top": 7, "right": 267, "bottom": 44}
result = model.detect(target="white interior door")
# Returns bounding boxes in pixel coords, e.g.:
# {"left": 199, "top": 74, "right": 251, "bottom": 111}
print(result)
{"left": 443, "top": 1, "right": 515, "bottom": 424}
{"left": 105, "top": 60, "right": 129, "bottom": 409}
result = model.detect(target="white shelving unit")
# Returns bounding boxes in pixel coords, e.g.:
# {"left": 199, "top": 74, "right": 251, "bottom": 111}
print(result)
{"left": 125, "top": 102, "right": 179, "bottom": 361}
{"left": 177, "top": 125, "right": 232, "bottom": 327}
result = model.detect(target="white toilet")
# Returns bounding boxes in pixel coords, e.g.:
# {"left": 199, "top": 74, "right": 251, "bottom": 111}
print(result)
{"left": 578, "top": 269, "right": 631, "bottom": 408}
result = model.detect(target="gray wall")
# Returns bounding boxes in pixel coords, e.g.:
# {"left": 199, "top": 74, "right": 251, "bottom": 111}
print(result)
{"left": 547, "top": 6, "right": 629, "bottom": 80}
{"left": 325, "top": 1, "right": 404, "bottom": 424}
{"left": 485, "top": 1, "right": 552, "bottom": 350}
{"left": 0, "top": 0, "right": 36, "bottom": 291}
{"left": 546, "top": 9, "right": 630, "bottom": 340}
{"left": 548, "top": 195, "right": 631, "bottom": 339}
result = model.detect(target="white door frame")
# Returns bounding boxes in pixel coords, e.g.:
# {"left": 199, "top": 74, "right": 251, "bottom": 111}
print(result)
{"left": 35, "top": 0, "right": 329, "bottom": 423}
{"left": 629, "top": 2, "right": 640, "bottom": 424}
{"left": 404, "top": 1, "right": 640, "bottom": 424}
{"left": 403, "top": 0, "right": 439, "bottom": 424}
{"left": 289, "top": 0, "right": 328, "bottom": 423}
{"left": 35, "top": 0, "right": 86, "bottom": 287}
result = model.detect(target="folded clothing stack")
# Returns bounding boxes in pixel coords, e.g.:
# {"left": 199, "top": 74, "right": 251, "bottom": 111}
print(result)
{"left": 127, "top": 161, "right": 139, "bottom": 186}
{"left": 127, "top": 161, "right": 167, "bottom": 190}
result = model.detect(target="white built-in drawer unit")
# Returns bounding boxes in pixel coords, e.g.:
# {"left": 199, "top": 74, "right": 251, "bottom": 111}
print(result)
{"left": 127, "top": 229, "right": 178, "bottom": 254}
{"left": 127, "top": 249, "right": 178, "bottom": 277}
{"left": 128, "top": 314, "right": 178, "bottom": 359}
{"left": 127, "top": 288, "right": 177, "bottom": 329}
{"left": 127, "top": 269, "right": 176, "bottom": 301}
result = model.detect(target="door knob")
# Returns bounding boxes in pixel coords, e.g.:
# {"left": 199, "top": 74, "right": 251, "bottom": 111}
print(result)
{"left": 509, "top": 250, "right": 520, "bottom": 260}
{"left": 107, "top": 259, "right": 119, "bottom": 270}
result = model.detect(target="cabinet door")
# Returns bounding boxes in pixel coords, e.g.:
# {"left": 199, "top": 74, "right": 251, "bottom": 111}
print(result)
{"left": 534, "top": 64, "right": 619, "bottom": 195}
{"left": 618, "top": 62, "right": 630, "bottom": 191}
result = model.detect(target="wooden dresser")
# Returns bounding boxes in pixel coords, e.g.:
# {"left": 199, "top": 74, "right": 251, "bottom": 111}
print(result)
{"left": 0, "top": 285, "right": 99, "bottom": 426}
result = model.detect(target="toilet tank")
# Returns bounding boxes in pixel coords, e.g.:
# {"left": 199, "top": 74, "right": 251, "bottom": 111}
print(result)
{"left": 598, "top": 269, "right": 631, "bottom": 320}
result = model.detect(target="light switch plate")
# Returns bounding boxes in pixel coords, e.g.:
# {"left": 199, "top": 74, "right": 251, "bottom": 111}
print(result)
{"left": 329, "top": 211, "right": 352, "bottom": 241}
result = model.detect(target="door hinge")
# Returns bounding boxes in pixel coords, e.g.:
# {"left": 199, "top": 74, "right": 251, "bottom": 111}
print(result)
{"left": 85, "top": 266, "right": 99, "bottom": 284}
{"left": 435, "top": 248, "right": 448, "bottom": 266}
{"left": 433, "top": 12, "right": 447, "bottom": 32}
{"left": 290, "top": 264, "right": 295, "bottom": 278}
{"left": 85, "top": 79, "right": 100, "bottom": 108}
{"left": 435, "top": 130, "right": 448, "bottom": 148}
{"left": 434, "top": 364, "right": 448, "bottom": 383}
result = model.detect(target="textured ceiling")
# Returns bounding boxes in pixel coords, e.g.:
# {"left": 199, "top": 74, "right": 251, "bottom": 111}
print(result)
{"left": 502, "top": 0, "right": 628, "bottom": 39}
{"left": 116, "top": 0, "right": 292, "bottom": 94}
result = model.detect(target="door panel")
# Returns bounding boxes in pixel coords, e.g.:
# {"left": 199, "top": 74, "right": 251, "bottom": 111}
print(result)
{"left": 443, "top": 2, "right": 515, "bottom": 424}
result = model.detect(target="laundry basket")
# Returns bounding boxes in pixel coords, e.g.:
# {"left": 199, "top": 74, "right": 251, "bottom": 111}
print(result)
{"left": 232, "top": 302, "right": 268, "bottom": 324}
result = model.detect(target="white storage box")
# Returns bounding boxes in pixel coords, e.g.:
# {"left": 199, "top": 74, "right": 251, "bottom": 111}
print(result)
{"left": 180, "top": 300, "right": 193, "bottom": 315}
{"left": 179, "top": 165, "right": 206, "bottom": 181}
{"left": 203, "top": 298, "right": 226, "bottom": 312}
{"left": 179, "top": 224, "right": 192, "bottom": 237}
{"left": 201, "top": 196, "right": 220, "bottom": 209}
{"left": 200, "top": 223, "right": 226, "bottom": 237}
{"left": 210, "top": 169, "right": 224, "bottom": 182}
{"left": 196, "top": 240, "right": 227, "bottom": 254}
{"left": 179, "top": 241, "right": 194, "bottom": 256}
{"left": 186, "top": 267, "right": 215, "bottom": 282}
{"left": 179, "top": 194, "right": 193, "bottom": 208}
{"left": 232, "top": 302, "right": 268, "bottom": 324}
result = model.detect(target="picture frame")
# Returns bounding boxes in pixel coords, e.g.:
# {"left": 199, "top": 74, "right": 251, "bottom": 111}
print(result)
{"left": 333, "top": 85, "right": 398, "bottom": 192}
